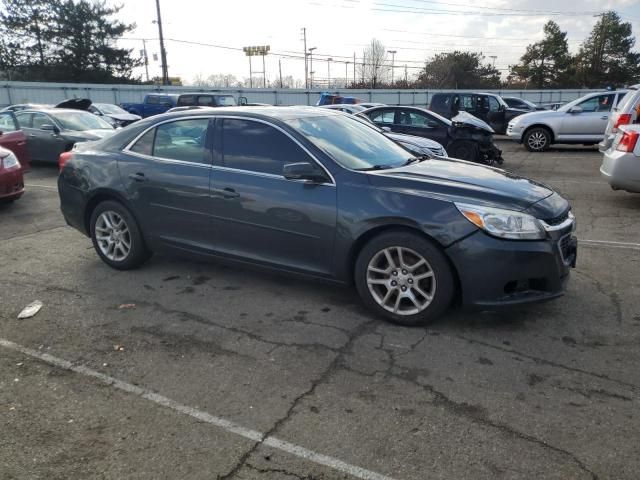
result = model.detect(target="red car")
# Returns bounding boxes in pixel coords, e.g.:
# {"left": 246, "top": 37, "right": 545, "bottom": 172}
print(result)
{"left": 0, "top": 110, "right": 30, "bottom": 171}
{"left": 0, "top": 146, "right": 24, "bottom": 202}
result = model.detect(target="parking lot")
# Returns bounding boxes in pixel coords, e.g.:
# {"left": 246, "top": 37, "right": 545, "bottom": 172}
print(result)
{"left": 1, "top": 139, "right": 639, "bottom": 479}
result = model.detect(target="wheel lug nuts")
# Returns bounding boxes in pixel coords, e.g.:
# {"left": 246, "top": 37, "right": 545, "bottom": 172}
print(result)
{"left": 402, "top": 269, "right": 407, "bottom": 274}
{"left": 408, "top": 279, "right": 414, "bottom": 284}
{"left": 391, "top": 281, "right": 397, "bottom": 286}
{"left": 392, "top": 271, "right": 398, "bottom": 276}
{"left": 401, "top": 286, "right": 407, "bottom": 292}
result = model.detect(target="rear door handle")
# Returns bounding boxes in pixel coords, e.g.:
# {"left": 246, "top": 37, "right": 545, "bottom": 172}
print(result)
{"left": 600, "top": 115, "right": 608, "bottom": 120}
{"left": 28, "top": 134, "right": 36, "bottom": 138}
{"left": 128, "top": 172, "right": 147, "bottom": 182}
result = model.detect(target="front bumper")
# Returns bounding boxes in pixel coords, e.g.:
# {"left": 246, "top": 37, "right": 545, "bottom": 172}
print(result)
{"left": 446, "top": 229, "right": 576, "bottom": 308}
{"left": 506, "top": 123, "right": 524, "bottom": 143}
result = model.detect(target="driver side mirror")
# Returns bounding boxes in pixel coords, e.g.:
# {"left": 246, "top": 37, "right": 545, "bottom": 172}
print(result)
{"left": 568, "top": 106, "right": 583, "bottom": 114}
{"left": 283, "top": 162, "right": 327, "bottom": 183}
{"left": 41, "top": 124, "right": 60, "bottom": 134}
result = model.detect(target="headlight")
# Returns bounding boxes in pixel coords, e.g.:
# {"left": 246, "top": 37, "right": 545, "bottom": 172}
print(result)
{"left": 455, "top": 203, "right": 545, "bottom": 240}
{"left": 1, "top": 151, "right": 21, "bottom": 170}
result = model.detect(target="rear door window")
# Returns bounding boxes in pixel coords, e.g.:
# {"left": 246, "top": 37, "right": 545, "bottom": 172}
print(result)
{"left": 369, "top": 109, "right": 395, "bottom": 125}
{"left": 129, "top": 119, "right": 210, "bottom": 163}
{"left": 15, "top": 112, "right": 33, "bottom": 128}
{"left": 178, "top": 95, "right": 197, "bottom": 106}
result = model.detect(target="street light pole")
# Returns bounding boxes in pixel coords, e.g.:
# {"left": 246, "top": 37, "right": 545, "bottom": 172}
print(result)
{"left": 327, "top": 57, "right": 332, "bottom": 89}
{"left": 301, "top": 27, "right": 308, "bottom": 89}
{"left": 388, "top": 50, "right": 396, "bottom": 85}
{"left": 154, "top": 0, "right": 169, "bottom": 85}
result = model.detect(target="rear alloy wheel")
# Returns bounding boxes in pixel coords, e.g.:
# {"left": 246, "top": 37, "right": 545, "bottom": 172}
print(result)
{"left": 524, "top": 128, "right": 551, "bottom": 152}
{"left": 355, "top": 231, "right": 454, "bottom": 326}
{"left": 90, "top": 200, "right": 151, "bottom": 270}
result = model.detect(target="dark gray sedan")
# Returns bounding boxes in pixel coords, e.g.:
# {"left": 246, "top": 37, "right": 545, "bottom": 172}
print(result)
{"left": 58, "top": 107, "right": 577, "bottom": 325}
{"left": 15, "top": 108, "right": 115, "bottom": 163}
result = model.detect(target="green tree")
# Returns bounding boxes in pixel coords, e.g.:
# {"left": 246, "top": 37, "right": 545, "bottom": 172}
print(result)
{"left": 0, "top": 0, "right": 56, "bottom": 74}
{"left": 0, "top": 0, "right": 141, "bottom": 82}
{"left": 574, "top": 11, "right": 640, "bottom": 87}
{"left": 510, "top": 21, "right": 572, "bottom": 88}
{"left": 417, "top": 51, "right": 501, "bottom": 89}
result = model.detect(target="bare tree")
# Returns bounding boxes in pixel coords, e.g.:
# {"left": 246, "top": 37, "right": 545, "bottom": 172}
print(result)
{"left": 358, "top": 39, "right": 390, "bottom": 88}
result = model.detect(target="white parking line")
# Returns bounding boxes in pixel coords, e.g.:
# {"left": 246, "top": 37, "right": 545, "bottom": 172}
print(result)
{"left": 0, "top": 337, "right": 396, "bottom": 480}
{"left": 579, "top": 239, "right": 640, "bottom": 250}
{"left": 24, "top": 183, "right": 58, "bottom": 190}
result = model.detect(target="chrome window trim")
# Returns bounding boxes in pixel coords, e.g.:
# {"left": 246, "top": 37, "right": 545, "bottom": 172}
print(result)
{"left": 210, "top": 164, "right": 334, "bottom": 187}
{"left": 124, "top": 150, "right": 212, "bottom": 169}
{"left": 122, "top": 114, "right": 336, "bottom": 185}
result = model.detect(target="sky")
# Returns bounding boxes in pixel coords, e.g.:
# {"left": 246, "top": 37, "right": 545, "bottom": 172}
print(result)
{"left": 115, "top": 0, "right": 640, "bottom": 86}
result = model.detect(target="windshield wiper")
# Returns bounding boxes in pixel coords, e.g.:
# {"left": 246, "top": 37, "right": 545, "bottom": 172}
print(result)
{"left": 403, "top": 154, "right": 431, "bottom": 166}
{"left": 356, "top": 164, "right": 394, "bottom": 171}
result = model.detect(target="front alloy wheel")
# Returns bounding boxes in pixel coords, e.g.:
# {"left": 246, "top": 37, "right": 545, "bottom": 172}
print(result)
{"left": 355, "top": 231, "right": 454, "bottom": 326}
{"left": 366, "top": 247, "right": 436, "bottom": 316}
{"left": 525, "top": 128, "right": 550, "bottom": 152}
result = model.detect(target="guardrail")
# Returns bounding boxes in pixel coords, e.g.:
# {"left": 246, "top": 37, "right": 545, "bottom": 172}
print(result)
{"left": 0, "top": 81, "right": 600, "bottom": 107}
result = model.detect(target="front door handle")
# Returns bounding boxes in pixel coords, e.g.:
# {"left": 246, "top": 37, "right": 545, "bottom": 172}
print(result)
{"left": 600, "top": 115, "right": 608, "bottom": 120}
{"left": 128, "top": 172, "right": 147, "bottom": 182}
{"left": 212, "top": 187, "right": 240, "bottom": 199}
{"left": 28, "top": 134, "right": 36, "bottom": 138}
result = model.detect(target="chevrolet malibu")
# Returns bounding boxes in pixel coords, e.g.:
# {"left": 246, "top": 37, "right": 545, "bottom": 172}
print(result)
{"left": 58, "top": 107, "right": 577, "bottom": 325}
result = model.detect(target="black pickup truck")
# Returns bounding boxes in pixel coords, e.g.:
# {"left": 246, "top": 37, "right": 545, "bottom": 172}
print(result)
{"left": 428, "top": 92, "right": 528, "bottom": 134}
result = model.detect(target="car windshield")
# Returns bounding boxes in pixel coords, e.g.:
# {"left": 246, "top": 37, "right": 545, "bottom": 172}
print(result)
{"left": 94, "top": 103, "right": 128, "bottom": 115}
{"left": 287, "top": 114, "right": 415, "bottom": 170}
{"left": 53, "top": 111, "right": 113, "bottom": 131}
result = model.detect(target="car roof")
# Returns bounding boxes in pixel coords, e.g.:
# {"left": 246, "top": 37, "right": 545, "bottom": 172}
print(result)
{"left": 160, "top": 105, "right": 340, "bottom": 121}
{"left": 16, "top": 108, "right": 93, "bottom": 114}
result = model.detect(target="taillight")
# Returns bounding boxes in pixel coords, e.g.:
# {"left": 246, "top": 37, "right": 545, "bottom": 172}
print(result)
{"left": 58, "top": 151, "right": 73, "bottom": 171}
{"left": 616, "top": 130, "right": 639, "bottom": 153}
{"left": 613, "top": 113, "right": 632, "bottom": 132}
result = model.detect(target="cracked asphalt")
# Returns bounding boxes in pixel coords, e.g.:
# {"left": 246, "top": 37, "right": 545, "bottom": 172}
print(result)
{"left": 1, "top": 140, "right": 639, "bottom": 480}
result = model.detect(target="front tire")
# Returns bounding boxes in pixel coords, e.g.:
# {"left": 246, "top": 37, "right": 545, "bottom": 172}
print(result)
{"left": 355, "top": 231, "right": 454, "bottom": 326}
{"left": 524, "top": 127, "right": 551, "bottom": 152}
{"left": 89, "top": 200, "right": 151, "bottom": 270}
{"left": 447, "top": 140, "right": 479, "bottom": 162}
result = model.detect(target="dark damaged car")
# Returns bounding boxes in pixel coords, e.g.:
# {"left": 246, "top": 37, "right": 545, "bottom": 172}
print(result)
{"left": 58, "top": 107, "right": 577, "bottom": 326}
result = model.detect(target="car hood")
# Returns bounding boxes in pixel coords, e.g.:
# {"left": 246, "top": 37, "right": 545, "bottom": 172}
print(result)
{"left": 385, "top": 132, "right": 443, "bottom": 149}
{"left": 510, "top": 109, "right": 560, "bottom": 125}
{"left": 451, "top": 111, "right": 494, "bottom": 133}
{"left": 366, "top": 157, "right": 562, "bottom": 215}
{"left": 56, "top": 98, "right": 92, "bottom": 110}
{"left": 107, "top": 113, "right": 141, "bottom": 122}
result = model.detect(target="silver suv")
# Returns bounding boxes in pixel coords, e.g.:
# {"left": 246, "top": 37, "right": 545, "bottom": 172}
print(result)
{"left": 599, "top": 84, "right": 640, "bottom": 152}
{"left": 507, "top": 91, "right": 628, "bottom": 152}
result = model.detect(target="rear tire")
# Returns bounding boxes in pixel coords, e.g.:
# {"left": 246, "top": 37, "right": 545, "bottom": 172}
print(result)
{"left": 89, "top": 200, "right": 151, "bottom": 270}
{"left": 355, "top": 231, "right": 454, "bottom": 326}
{"left": 524, "top": 127, "right": 551, "bottom": 152}
{"left": 447, "top": 140, "right": 479, "bottom": 162}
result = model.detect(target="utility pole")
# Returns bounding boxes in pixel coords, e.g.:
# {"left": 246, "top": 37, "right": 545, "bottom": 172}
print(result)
{"left": 301, "top": 28, "right": 308, "bottom": 89}
{"left": 279, "top": 58, "right": 283, "bottom": 88}
{"left": 262, "top": 53, "right": 266, "bottom": 88}
{"left": 154, "top": 0, "right": 169, "bottom": 85}
{"left": 361, "top": 54, "right": 365, "bottom": 83}
{"left": 388, "top": 50, "right": 397, "bottom": 85}
{"left": 345, "top": 61, "right": 350, "bottom": 88}
{"left": 327, "top": 58, "right": 332, "bottom": 89}
{"left": 308, "top": 47, "right": 316, "bottom": 89}
{"left": 353, "top": 52, "right": 356, "bottom": 86}
{"left": 489, "top": 55, "right": 497, "bottom": 67}
{"left": 141, "top": 39, "right": 150, "bottom": 82}
{"left": 404, "top": 64, "right": 408, "bottom": 83}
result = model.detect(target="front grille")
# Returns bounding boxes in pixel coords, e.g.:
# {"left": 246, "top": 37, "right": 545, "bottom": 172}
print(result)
{"left": 558, "top": 233, "right": 576, "bottom": 266}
